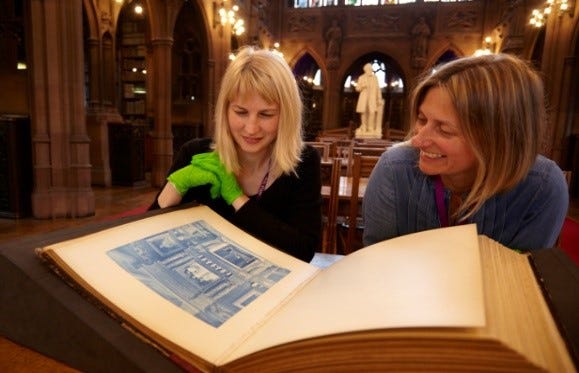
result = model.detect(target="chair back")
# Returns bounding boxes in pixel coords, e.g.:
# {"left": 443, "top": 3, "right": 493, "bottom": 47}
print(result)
{"left": 335, "top": 143, "right": 354, "bottom": 176}
{"left": 343, "top": 153, "right": 380, "bottom": 254}
{"left": 305, "top": 141, "right": 330, "bottom": 162}
{"left": 323, "top": 157, "right": 342, "bottom": 254}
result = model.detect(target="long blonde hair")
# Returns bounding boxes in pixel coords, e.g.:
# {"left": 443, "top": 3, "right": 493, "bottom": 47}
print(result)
{"left": 214, "top": 46, "right": 304, "bottom": 178}
{"left": 409, "top": 53, "right": 546, "bottom": 219}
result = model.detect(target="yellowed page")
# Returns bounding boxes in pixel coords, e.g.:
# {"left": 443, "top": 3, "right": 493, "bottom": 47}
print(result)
{"left": 478, "top": 237, "right": 575, "bottom": 372}
{"left": 225, "top": 224, "right": 485, "bottom": 364}
{"left": 40, "top": 206, "right": 319, "bottom": 366}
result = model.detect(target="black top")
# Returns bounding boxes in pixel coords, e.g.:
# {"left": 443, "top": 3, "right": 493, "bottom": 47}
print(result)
{"left": 150, "top": 138, "right": 322, "bottom": 262}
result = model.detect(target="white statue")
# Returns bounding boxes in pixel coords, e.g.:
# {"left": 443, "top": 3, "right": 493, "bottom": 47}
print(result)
{"left": 355, "top": 63, "right": 383, "bottom": 138}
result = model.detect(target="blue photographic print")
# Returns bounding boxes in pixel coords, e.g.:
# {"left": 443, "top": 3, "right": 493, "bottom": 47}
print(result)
{"left": 107, "top": 220, "right": 290, "bottom": 328}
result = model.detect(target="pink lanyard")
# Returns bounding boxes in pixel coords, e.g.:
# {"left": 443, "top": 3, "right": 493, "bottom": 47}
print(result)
{"left": 434, "top": 175, "right": 467, "bottom": 227}
{"left": 256, "top": 159, "right": 272, "bottom": 200}
{"left": 434, "top": 175, "right": 449, "bottom": 227}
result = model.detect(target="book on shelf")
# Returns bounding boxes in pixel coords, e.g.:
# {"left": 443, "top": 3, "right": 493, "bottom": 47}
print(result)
{"left": 36, "top": 205, "right": 575, "bottom": 372}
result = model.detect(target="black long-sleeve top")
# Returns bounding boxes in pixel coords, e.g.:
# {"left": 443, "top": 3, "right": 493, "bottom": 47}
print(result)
{"left": 149, "top": 138, "right": 322, "bottom": 262}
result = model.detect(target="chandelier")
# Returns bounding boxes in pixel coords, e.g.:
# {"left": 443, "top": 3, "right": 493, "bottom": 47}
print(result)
{"left": 530, "top": 0, "right": 572, "bottom": 27}
{"left": 214, "top": 1, "right": 245, "bottom": 36}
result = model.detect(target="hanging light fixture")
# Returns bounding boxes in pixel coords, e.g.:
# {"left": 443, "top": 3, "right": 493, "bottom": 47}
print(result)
{"left": 214, "top": 1, "right": 245, "bottom": 36}
{"left": 530, "top": 0, "right": 573, "bottom": 27}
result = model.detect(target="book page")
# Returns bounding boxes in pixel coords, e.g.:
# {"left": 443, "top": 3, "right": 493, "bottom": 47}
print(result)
{"left": 226, "top": 224, "right": 485, "bottom": 363}
{"left": 39, "top": 206, "right": 319, "bottom": 365}
{"left": 477, "top": 237, "right": 575, "bottom": 371}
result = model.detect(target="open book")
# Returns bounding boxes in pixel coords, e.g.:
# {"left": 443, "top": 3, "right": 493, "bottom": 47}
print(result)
{"left": 36, "top": 205, "right": 574, "bottom": 372}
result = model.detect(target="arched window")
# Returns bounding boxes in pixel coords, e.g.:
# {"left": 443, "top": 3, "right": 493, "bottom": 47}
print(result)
{"left": 293, "top": 53, "right": 323, "bottom": 139}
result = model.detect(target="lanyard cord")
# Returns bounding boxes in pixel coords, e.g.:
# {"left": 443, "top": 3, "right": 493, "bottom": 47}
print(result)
{"left": 434, "top": 175, "right": 449, "bottom": 227}
{"left": 434, "top": 175, "right": 466, "bottom": 227}
{"left": 255, "top": 158, "right": 272, "bottom": 200}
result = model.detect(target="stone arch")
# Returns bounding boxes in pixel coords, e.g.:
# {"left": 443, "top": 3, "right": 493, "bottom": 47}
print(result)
{"left": 171, "top": 0, "right": 211, "bottom": 151}
{"left": 291, "top": 49, "right": 325, "bottom": 139}
{"left": 430, "top": 44, "right": 465, "bottom": 68}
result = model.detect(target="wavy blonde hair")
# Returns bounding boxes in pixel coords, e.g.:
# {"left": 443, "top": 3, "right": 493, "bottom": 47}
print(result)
{"left": 409, "top": 53, "right": 546, "bottom": 219}
{"left": 214, "top": 46, "right": 304, "bottom": 178}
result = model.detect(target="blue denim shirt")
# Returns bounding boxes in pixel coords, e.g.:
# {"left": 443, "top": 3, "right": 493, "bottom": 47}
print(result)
{"left": 362, "top": 144, "right": 569, "bottom": 251}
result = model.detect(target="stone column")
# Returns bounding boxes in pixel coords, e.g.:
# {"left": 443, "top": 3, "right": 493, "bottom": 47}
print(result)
{"left": 85, "top": 34, "right": 122, "bottom": 187}
{"left": 324, "top": 66, "right": 341, "bottom": 131}
{"left": 29, "top": 0, "right": 94, "bottom": 218}
{"left": 149, "top": 37, "right": 174, "bottom": 187}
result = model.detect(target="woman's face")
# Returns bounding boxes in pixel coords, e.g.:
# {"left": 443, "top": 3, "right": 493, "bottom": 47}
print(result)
{"left": 228, "top": 90, "right": 279, "bottom": 158}
{"left": 410, "top": 86, "right": 477, "bottom": 192}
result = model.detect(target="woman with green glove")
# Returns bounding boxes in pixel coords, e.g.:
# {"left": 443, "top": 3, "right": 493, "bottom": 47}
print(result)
{"left": 150, "top": 46, "right": 322, "bottom": 262}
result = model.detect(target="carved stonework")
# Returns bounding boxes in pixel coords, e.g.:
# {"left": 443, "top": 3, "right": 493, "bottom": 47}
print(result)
{"left": 410, "top": 17, "right": 431, "bottom": 69}
{"left": 444, "top": 10, "right": 478, "bottom": 30}
{"left": 353, "top": 14, "right": 400, "bottom": 33}
{"left": 287, "top": 14, "right": 316, "bottom": 33}
{"left": 100, "top": 11, "right": 112, "bottom": 34}
{"left": 496, "top": 0, "right": 525, "bottom": 54}
{"left": 325, "top": 19, "right": 342, "bottom": 69}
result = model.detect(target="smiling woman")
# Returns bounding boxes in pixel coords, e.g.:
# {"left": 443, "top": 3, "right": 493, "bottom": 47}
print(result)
{"left": 150, "top": 46, "right": 322, "bottom": 262}
{"left": 362, "top": 53, "right": 569, "bottom": 252}
{"left": 411, "top": 86, "right": 477, "bottom": 193}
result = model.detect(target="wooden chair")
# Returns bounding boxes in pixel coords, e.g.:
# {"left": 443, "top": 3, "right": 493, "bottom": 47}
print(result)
{"left": 322, "top": 157, "right": 342, "bottom": 254}
{"left": 305, "top": 141, "right": 330, "bottom": 162}
{"left": 335, "top": 142, "right": 354, "bottom": 176}
{"left": 338, "top": 153, "right": 380, "bottom": 254}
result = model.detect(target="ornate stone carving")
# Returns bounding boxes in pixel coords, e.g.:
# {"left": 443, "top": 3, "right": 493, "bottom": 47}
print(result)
{"left": 445, "top": 10, "right": 478, "bottom": 30}
{"left": 288, "top": 14, "right": 316, "bottom": 33}
{"left": 353, "top": 14, "right": 400, "bottom": 33}
{"left": 410, "top": 17, "right": 431, "bottom": 69}
{"left": 325, "top": 19, "right": 342, "bottom": 69}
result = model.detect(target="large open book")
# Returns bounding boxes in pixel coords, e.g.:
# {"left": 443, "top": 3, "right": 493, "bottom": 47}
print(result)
{"left": 36, "top": 205, "right": 574, "bottom": 372}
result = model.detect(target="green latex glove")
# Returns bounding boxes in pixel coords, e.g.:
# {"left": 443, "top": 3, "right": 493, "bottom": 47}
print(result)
{"left": 191, "top": 152, "right": 243, "bottom": 205}
{"left": 166, "top": 164, "right": 221, "bottom": 199}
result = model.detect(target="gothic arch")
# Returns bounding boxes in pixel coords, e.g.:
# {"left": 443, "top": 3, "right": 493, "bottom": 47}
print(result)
{"left": 171, "top": 0, "right": 211, "bottom": 151}
{"left": 291, "top": 49, "right": 325, "bottom": 139}
{"left": 289, "top": 48, "right": 324, "bottom": 72}
{"left": 81, "top": 0, "right": 98, "bottom": 40}
{"left": 290, "top": 49, "right": 325, "bottom": 84}
{"left": 430, "top": 44, "right": 465, "bottom": 68}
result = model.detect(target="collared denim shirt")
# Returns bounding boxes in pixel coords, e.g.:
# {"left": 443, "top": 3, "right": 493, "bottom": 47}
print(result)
{"left": 362, "top": 144, "right": 569, "bottom": 251}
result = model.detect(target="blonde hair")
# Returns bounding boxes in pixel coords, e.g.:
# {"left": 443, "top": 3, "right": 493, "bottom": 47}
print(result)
{"left": 214, "top": 46, "right": 304, "bottom": 178}
{"left": 409, "top": 53, "right": 546, "bottom": 219}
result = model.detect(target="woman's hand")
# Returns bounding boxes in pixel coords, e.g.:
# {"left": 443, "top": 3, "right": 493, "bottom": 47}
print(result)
{"left": 191, "top": 152, "right": 244, "bottom": 205}
{"left": 166, "top": 163, "right": 221, "bottom": 198}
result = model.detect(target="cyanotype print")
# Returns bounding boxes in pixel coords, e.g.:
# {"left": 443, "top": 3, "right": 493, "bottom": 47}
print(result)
{"left": 107, "top": 220, "right": 290, "bottom": 327}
